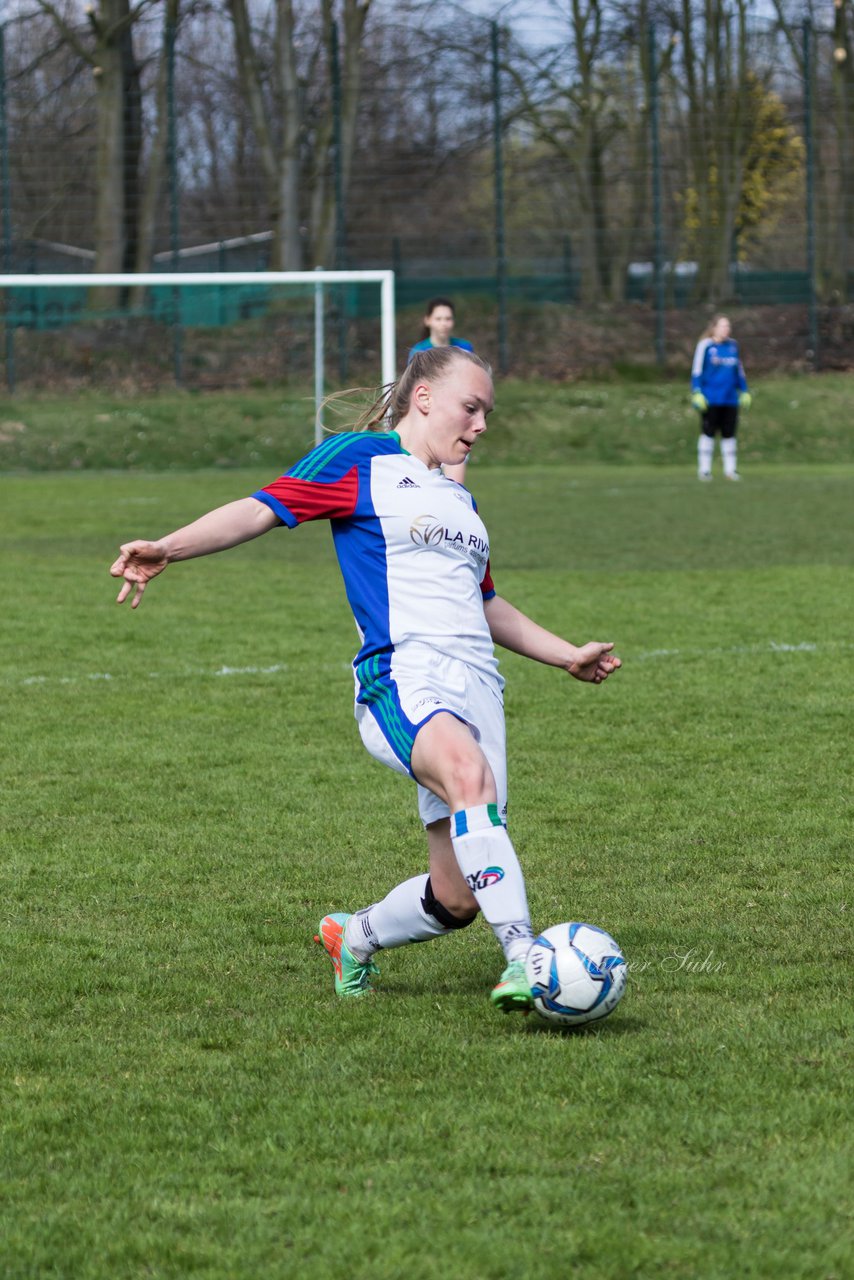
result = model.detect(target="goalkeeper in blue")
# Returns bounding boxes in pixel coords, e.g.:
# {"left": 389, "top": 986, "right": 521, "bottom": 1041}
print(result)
{"left": 691, "top": 314, "right": 751, "bottom": 481}
{"left": 110, "top": 347, "right": 621, "bottom": 1014}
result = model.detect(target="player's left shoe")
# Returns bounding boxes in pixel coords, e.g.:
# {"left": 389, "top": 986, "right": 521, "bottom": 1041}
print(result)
{"left": 490, "top": 959, "right": 533, "bottom": 1014}
{"left": 725, "top": 472, "right": 742, "bottom": 481}
{"left": 315, "top": 912, "right": 379, "bottom": 997}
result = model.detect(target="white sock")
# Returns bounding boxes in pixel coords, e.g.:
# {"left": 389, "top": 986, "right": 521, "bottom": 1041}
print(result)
{"left": 450, "top": 805, "right": 534, "bottom": 963}
{"left": 698, "top": 435, "right": 714, "bottom": 475}
{"left": 344, "top": 874, "right": 453, "bottom": 961}
{"left": 721, "top": 437, "right": 737, "bottom": 476}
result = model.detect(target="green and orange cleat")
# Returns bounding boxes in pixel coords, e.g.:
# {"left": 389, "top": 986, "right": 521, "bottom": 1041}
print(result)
{"left": 490, "top": 959, "right": 533, "bottom": 1014}
{"left": 315, "top": 912, "right": 379, "bottom": 997}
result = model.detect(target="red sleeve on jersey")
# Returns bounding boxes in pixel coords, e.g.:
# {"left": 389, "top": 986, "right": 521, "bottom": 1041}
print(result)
{"left": 481, "top": 559, "right": 495, "bottom": 597}
{"left": 261, "top": 465, "right": 359, "bottom": 523}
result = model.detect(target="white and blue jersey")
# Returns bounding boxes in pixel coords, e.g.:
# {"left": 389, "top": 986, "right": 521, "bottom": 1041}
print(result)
{"left": 691, "top": 337, "right": 748, "bottom": 406}
{"left": 252, "top": 430, "right": 498, "bottom": 685}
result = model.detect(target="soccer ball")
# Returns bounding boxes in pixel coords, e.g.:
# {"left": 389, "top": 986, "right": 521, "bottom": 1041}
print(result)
{"left": 526, "top": 921, "right": 627, "bottom": 1027}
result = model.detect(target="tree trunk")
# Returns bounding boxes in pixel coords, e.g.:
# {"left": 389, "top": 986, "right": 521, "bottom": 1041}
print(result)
{"left": 572, "top": 0, "right": 605, "bottom": 303}
{"left": 131, "top": 0, "right": 180, "bottom": 308}
{"left": 309, "top": 0, "right": 371, "bottom": 268}
{"left": 832, "top": 0, "right": 854, "bottom": 297}
{"left": 121, "top": 11, "right": 142, "bottom": 276}
{"left": 274, "top": 0, "right": 303, "bottom": 270}
{"left": 709, "top": 3, "right": 747, "bottom": 297}
{"left": 227, "top": 0, "right": 279, "bottom": 238}
{"left": 91, "top": 3, "right": 130, "bottom": 307}
{"left": 34, "top": 0, "right": 142, "bottom": 308}
{"left": 678, "top": 0, "right": 750, "bottom": 302}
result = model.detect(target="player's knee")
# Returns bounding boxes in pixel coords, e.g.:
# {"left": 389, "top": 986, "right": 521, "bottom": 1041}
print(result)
{"left": 422, "top": 876, "right": 478, "bottom": 928}
{"left": 446, "top": 753, "right": 493, "bottom": 808}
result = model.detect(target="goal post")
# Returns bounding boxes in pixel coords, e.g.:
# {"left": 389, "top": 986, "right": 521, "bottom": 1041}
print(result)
{"left": 0, "top": 269, "right": 397, "bottom": 441}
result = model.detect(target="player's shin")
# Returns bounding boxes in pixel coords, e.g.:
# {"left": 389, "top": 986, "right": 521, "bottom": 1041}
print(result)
{"left": 698, "top": 433, "right": 714, "bottom": 477}
{"left": 344, "top": 873, "right": 471, "bottom": 962}
{"left": 450, "top": 805, "right": 534, "bottom": 962}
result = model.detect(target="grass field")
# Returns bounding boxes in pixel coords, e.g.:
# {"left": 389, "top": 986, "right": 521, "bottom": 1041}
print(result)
{"left": 1, "top": 370, "right": 852, "bottom": 471}
{"left": 1, "top": 387, "right": 853, "bottom": 1277}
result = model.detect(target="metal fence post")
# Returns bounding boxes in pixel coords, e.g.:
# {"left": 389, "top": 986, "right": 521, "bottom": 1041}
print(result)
{"left": 331, "top": 19, "right": 348, "bottom": 382}
{"left": 314, "top": 266, "right": 325, "bottom": 445}
{"left": 491, "top": 21, "right": 508, "bottom": 375}
{"left": 562, "top": 234, "right": 573, "bottom": 302}
{"left": 0, "top": 23, "right": 15, "bottom": 392}
{"left": 803, "top": 17, "right": 819, "bottom": 369}
{"left": 649, "top": 22, "right": 665, "bottom": 369}
{"left": 166, "top": 10, "right": 183, "bottom": 386}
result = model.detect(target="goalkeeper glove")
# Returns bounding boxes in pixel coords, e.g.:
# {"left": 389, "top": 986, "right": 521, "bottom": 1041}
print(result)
{"left": 691, "top": 391, "right": 709, "bottom": 412}
{"left": 739, "top": 391, "right": 752, "bottom": 409}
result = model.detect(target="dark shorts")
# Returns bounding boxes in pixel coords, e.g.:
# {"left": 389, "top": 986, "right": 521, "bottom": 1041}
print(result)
{"left": 701, "top": 404, "right": 738, "bottom": 438}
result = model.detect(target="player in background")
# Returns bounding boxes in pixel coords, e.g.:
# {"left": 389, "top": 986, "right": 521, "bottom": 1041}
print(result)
{"left": 408, "top": 297, "right": 475, "bottom": 485}
{"left": 407, "top": 296, "right": 474, "bottom": 364}
{"left": 691, "top": 314, "right": 751, "bottom": 481}
{"left": 110, "top": 347, "right": 620, "bottom": 1014}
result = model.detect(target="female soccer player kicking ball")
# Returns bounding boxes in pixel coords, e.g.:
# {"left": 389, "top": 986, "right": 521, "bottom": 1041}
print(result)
{"left": 110, "top": 348, "right": 621, "bottom": 1013}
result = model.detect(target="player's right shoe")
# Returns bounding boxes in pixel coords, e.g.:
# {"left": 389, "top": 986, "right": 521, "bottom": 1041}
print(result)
{"left": 490, "top": 959, "right": 533, "bottom": 1014}
{"left": 315, "top": 912, "right": 379, "bottom": 998}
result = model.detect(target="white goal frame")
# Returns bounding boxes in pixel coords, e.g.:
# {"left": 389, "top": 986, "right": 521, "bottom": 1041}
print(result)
{"left": 0, "top": 269, "right": 397, "bottom": 444}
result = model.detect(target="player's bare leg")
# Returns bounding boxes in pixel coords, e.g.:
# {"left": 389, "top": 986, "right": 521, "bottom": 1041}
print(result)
{"left": 412, "top": 714, "right": 534, "bottom": 1010}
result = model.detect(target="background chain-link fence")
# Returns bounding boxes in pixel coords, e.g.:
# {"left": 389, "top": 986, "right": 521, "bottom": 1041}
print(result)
{"left": 1, "top": 0, "right": 853, "bottom": 388}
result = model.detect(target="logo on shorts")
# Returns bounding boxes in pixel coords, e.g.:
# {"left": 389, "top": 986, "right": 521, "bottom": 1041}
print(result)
{"left": 412, "top": 695, "right": 442, "bottom": 713}
{"left": 410, "top": 514, "right": 445, "bottom": 546}
{"left": 466, "top": 866, "right": 505, "bottom": 891}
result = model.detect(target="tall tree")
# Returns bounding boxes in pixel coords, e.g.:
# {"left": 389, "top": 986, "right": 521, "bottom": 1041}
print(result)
{"left": 132, "top": 0, "right": 181, "bottom": 292}
{"left": 768, "top": 0, "right": 852, "bottom": 296}
{"left": 307, "top": 0, "right": 371, "bottom": 267}
{"left": 505, "top": 0, "right": 675, "bottom": 303}
{"left": 830, "top": 0, "right": 854, "bottom": 293}
{"left": 667, "top": 0, "right": 752, "bottom": 300}
{"left": 226, "top": 0, "right": 371, "bottom": 271}
{"left": 32, "top": 0, "right": 161, "bottom": 303}
{"left": 504, "top": 0, "right": 617, "bottom": 302}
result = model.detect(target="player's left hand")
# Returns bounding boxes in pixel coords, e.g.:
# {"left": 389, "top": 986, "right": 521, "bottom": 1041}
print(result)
{"left": 566, "top": 642, "right": 622, "bottom": 684}
{"left": 739, "top": 391, "right": 752, "bottom": 409}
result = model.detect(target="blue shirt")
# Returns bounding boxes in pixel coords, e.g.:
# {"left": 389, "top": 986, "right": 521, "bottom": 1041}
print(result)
{"left": 691, "top": 338, "right": 748, "bottom": 406}
{"left": 407, "top": 336, "right": 474, "bottom": 364}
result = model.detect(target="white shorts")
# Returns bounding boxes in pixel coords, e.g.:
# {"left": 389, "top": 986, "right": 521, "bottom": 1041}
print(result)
{"left": 354, "top": 641, "right": 507, "bottom": 828}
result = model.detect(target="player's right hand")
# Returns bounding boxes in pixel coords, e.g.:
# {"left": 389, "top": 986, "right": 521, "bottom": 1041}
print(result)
{"left": 110, "top": 540, "right": 169, "bottom": 609}
{"left": 691, "top": 391, "right": 709, "bottom": 412}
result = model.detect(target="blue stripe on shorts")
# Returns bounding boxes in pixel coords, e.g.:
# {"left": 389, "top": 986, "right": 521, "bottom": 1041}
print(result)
{"left": 354, "top": 652, "right": 418, "bottom": 772}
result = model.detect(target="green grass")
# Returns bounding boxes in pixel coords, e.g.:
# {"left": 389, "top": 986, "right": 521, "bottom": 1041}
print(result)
{"left": 0, "top": 370, "right": 852, "bottom": 471}
{"left": 1, "top": 459, "right": 853, "bottom": 1279}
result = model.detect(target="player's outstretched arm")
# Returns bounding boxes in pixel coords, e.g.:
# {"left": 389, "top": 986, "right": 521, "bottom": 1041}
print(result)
{"left": 110, "top": 497, "right": 279, "bottom": 609}
{"left": 483, "top": 594, "right": 621, "bottom": 685}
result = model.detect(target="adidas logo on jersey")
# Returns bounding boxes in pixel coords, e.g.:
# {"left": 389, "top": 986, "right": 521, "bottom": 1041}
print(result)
{"left": 397, "top": 476, "right": 419, "bottom": 488}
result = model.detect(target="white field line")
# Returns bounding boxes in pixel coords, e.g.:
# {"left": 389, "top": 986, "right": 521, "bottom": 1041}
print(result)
{"left": 6, "top": 641, "right": 850, "bottom": 690}
{"left": 15, "top": 661, "right": 317, "bottom": 687}
{"left": 633, "top": 641, "right": 825, "bottom": 661}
